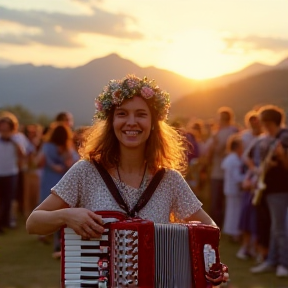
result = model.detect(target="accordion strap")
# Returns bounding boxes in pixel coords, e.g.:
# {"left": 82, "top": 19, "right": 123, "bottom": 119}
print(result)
{"left": 93, "top": 160, "right": 165, "bottom": 217}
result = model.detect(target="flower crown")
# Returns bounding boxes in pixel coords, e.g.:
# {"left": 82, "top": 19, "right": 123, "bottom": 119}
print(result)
{"left": 94, "top": 74, "right": 170, "bottom": 121}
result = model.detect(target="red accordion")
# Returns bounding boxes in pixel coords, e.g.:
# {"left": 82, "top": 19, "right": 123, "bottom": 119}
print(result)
{"left": 61, "top": 211, "right": 222, "bottom": 288}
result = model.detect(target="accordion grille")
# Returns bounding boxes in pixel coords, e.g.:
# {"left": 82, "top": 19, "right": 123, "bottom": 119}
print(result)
{"left": 154, "top": 224, "right": 193, "bottom": 288}
{"left": 112, "top": 229, "right": 139, "bottom": 287}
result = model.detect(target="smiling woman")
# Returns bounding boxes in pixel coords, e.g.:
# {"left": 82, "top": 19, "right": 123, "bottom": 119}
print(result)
{"left": 26, "top": 74, "right": 229, "bottom": 287}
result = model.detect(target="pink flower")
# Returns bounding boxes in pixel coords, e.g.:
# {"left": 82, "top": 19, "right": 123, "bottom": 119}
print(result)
{"left": 141, "top": 86, "right": 154, "bottom": 99}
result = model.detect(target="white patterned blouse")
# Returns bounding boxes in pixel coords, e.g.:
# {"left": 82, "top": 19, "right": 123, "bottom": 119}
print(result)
{"left": 52, "top": 160, "right": 202, "bottom": 224}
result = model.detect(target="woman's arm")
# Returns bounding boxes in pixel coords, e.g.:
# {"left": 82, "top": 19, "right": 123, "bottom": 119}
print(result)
{"left": 184, "top": 208, "right": 217, "bottom": 227}
{"left": 26, "top": 194, "right": 104, "bottom": 238}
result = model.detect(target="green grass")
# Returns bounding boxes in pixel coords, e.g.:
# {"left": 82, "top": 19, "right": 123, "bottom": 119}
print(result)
{"left": 0, "top": 218, "right": 287, "bottom": 288}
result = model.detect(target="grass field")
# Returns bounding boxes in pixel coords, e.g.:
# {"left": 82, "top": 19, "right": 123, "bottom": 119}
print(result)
{"left": 0, "top": 217, "right": 287, "bottom": 288}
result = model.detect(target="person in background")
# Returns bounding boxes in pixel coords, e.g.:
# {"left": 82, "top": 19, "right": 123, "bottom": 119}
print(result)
{"left": 55, "top": 111, "right": 74, "bottom": 129}
{"left": 23, "top": 124, "right": 43, "bottom": 219}
{"left": 185, "top": 120, "right": 206, "bottom": 197}
{"left": 237, "top": 110, "right": 263, "bottom": 260}
{"left": 221, "top": 135, "right": 245, "bottom": 242}
{"left": 204, "top": 107, "right": 239, "bottom": 228}
{"left": 0, "top": 116, "right": 25, "bottom": 234}
{"left": 0, "top": 111, "right": 30, "bottom": 227}
{"left": 241, "top": 110, "right": 263, "bottom": 151}
{"left": 26, "top": 74, "right": 228, "bottom": 285}
{"left": 249, "top": 105, "right": 288, "bottom": 278}
{"left": 37, "top": 121, "right": 78, "bottom": 258}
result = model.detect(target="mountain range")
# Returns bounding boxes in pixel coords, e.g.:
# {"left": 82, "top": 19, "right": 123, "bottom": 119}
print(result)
{"left": 0, "top": 53, "right": 287, "bottom": 125}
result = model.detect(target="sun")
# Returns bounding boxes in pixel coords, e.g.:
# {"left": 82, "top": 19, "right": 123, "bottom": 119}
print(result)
{"left": 158, "top": 30, "right": 236, "bottom": 80}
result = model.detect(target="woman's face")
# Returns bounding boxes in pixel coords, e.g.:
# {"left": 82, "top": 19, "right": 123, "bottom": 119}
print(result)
{"left": 113, "top": 96, "right": 152, "bottom": 150}
{"left": 0, "top": 121, "right": 13, "bottom": 139}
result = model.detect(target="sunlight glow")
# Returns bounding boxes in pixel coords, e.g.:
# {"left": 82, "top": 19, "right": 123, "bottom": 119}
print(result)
{"left": 158, "top": 30, "right": 242, "bottom": 79}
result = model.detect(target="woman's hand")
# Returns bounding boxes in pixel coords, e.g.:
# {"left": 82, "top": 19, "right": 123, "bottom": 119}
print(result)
{"left": 206, "top": 263, "right": 229, "bottom": 287}
{"left": 64, "top": 208, "right": 105, "bottom": 239}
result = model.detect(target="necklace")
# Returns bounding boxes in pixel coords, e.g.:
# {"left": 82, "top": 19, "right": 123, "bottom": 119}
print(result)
{"left": 116, "top": 162, "right": 147, "bottom": 190}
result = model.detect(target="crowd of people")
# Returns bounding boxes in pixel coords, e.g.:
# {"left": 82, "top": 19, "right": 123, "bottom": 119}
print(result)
{"left": 181, "top": 105, "right": 288, "bottom": 278}
{"left": 0, "top": 74, "right": 287, "bottom": 284}
{"left": 0, "top": 110, "right": 81, "bottom": 258}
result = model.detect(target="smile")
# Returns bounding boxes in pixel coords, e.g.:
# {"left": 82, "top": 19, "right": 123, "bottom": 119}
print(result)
{"left": 123, "top": 130, "right": 142, "bottom": 136}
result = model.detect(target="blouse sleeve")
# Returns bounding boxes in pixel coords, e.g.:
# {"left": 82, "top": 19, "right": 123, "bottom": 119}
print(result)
{"left": 169, "top": 170, "right": 202, "bottom": 221}
{"left": 51, "top": 160, "right": 85, "bottom": 207}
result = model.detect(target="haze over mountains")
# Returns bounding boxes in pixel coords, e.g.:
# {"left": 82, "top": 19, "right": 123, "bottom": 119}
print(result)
{"left": 0, "top": 53, "right": 287, "bottom": 125}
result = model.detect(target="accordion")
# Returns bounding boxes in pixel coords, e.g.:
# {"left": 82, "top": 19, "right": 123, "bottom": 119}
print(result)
{"left": 61, "top": 211, "right": 222, "bottom": 288}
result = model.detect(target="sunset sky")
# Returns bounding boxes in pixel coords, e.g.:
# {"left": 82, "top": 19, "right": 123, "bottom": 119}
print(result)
{"left": 0, "top": 0, "right": 288, "bottom": 79}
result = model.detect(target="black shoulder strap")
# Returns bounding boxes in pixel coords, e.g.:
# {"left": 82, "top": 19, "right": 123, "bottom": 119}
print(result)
{"left": 93, "top": 160, "right": 129, "bottom": 213}
{"left": 93, "top": 160, "right": 165, "bottom": 217}
{"left": 129, "top": 168, "right": 166, "bottom": 217}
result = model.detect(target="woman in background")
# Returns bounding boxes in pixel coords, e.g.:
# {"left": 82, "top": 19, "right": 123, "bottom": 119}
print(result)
{"left": 37, "top": 122, "right": 78, "bottom": 257}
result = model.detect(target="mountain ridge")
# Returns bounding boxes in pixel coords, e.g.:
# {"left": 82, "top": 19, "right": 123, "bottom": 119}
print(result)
{"left": 0, "top": 53, "right": 287, "bottom": 125}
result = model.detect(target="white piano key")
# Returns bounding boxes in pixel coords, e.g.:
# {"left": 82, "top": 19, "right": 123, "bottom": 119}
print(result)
{"left": 64, "top": 228, "right": 78, "bottom": 234}
{"left": 65, "top": 261, "right": 99, "bottom": 268}
{"left": 64, "top": 229, "right": 109, "bottom": 241}
{"left": 65, "top": 256, "right": 100, "bottom": 262}
{"left": 65, "top": 270, "right": 99, "bottom": 277}
{"left": 102, "top": 217, "right": 119, "bottom": 224}
{"left": 65, "top": 279, "right": 98, "bottom": 285}
{"left": 65, "top": 248, "right": 108, "bottom": 256}
{"left": 64, "top": 233, "right": 82, "bottom": 240}
{"left": 91, "top": 234, "right": 109, "bottom": 241}
{"left": 65, "top": 245, "right": 101, "bottom": 251}
{"left": 65, "top": 239, "right": 101, "bottom": 246}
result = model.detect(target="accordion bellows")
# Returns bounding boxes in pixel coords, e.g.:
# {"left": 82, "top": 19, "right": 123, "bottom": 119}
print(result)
{"left": 61, "top": 211, "right": 222, "bottom": 288}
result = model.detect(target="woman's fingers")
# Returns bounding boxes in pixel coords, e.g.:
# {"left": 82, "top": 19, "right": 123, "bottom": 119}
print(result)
{"left": 82, "top": 223, "right": 103, "bottom": 239}
{"left": 206, "top": 275, "right": 222, "bottom": 282}
{"left": 89, "top": 211, "right": 104, "bottom": 225}
{"left": 65, "top": 208, "right": 105, "bottom": 238}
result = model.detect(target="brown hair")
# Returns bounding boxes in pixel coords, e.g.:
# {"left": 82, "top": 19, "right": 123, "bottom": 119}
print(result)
{"left": 226, "top": 134, "right": 242, "bottom": 153}
{"left": 0, "top": 117, "right": 16, "bottom": 131}
{"left": 0, "top": 111, "right": 19, "bottom": 132}
{"left": 79, "top": 106, "right": 188, "bottom": 175}
{"left": 244, "top": 110, "right": 258, "bottom": 128}
{"left": 43, "top": 122, "right": 73, "bottom": 150}
{"left": 258, "top": 105, "right": 285, "bottom": 126}
{"left": 217, "top": 106, "right": 235, "bottom": 124}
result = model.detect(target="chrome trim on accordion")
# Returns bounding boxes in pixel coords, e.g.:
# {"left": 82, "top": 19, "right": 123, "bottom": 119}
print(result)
{"left": 203, "top": 244, "right": 216, "bottom": 273}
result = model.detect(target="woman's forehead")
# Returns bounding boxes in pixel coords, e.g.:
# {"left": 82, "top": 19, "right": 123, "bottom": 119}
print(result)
{"left": 116, "top": 96, "right": 150, "bottom": 110}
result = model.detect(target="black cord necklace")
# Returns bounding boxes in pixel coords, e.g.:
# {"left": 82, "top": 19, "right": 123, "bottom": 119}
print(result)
{"left": 116, "top": 162, "right": 147, "bottom": 190}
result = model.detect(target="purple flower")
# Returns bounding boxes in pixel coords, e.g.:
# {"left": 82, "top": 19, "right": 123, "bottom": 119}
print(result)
{"left": 95, "top": 100, "right": 103, "bottom": 111}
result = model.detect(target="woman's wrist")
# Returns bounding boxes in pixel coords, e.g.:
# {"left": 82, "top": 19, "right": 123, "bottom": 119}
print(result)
{"left": 56, "top": 208, "right": 70, "bottom": 227}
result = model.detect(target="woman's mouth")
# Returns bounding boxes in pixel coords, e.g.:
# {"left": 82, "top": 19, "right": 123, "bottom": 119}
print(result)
{"left": 123, "top": 130, "right": 142, "bottom": 136}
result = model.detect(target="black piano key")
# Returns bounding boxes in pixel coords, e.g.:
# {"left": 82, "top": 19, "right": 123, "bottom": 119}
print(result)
{"left": 81, "top": 267, "right": 98, "bottom": 272}
{"left": 80, "top": 275, "right": 98, "bottom": 280}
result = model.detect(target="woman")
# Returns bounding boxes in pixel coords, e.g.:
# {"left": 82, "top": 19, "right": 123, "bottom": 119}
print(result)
{"left": 26, "top": 75, "right": 228, "bottom": 284}
{"left": 0, "top": 116, "right": 25, "bottom": 233}
{"left": 37, "top": 122, "right": 78, "bottom": 256}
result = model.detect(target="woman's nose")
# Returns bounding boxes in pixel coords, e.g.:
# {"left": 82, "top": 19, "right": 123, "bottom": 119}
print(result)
{"left": 126, "top": 114, "right": 136, "bottom": 125}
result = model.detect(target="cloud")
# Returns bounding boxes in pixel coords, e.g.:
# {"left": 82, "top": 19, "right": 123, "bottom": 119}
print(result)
{"left": 70, "top": 0, "right": 103, "bottom": 5}
{"left": 223, "top": 35, "right": 288, "bottom": 52}
{"left": 0, "top": 5, "right": 143, "bottom": 47}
